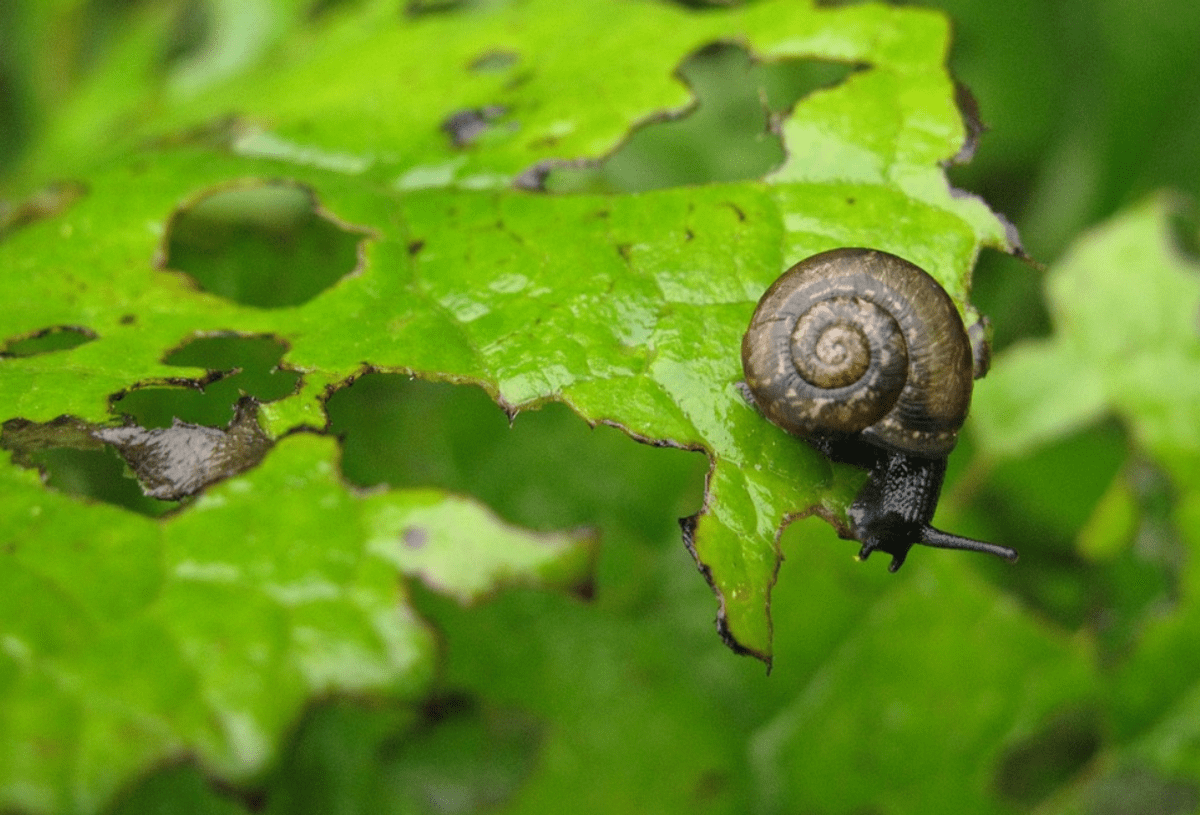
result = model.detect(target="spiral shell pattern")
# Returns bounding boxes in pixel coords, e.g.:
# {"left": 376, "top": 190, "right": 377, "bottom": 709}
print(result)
{"left": 741, "top": 248, "right": 974, "bottom": 458}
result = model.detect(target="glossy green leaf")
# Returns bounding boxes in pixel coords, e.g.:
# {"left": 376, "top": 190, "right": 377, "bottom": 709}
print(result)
{"left": 0, "top": 433, "right": 593, "bottom": 813}
{"left": 0, "top": 0, "right": 1018, "bottom": 809}
{"left": 2, "top": 0, "right": 1011, "bottom": 667}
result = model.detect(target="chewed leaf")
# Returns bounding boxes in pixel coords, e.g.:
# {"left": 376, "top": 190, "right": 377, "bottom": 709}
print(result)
{"left": 0, "top": 1, "right": 1016, "bottom": 808}
{"left": 0, "top": 434, "right": 595, "bottom": 813}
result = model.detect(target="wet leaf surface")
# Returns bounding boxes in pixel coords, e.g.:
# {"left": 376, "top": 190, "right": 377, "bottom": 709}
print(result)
{"left": 0, "top": 0, "right": 1038, "bottom": 811}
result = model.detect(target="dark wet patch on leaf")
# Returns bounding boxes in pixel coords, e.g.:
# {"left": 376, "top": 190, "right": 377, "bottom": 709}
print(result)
{"left": 0, "top": 180, "right": 87, "bottom": 240}
{"left": 992, "top": 706, "right": 1102, "bottom": 807}
{"left": 160, "top": 180, "right": 371, "bottom": 308}
{"left": 93, "top": 397, "right": 272, "bottom": 500}
{"left": 1, "top": 416, "right": 178, "bottom": 516}
{"left": 468, "top": 50, "right": 519, "bottom": 72}
{"left": 1, "top": 325, "right": 97, "bottom": 357}
{"left": 112, "top": 333, "right": 301, "bottom": 428}
{"left": 525, "top": 42, "right": 868, "bottom": 193}
{"left": 3, "top": 398, "right": 271, "bottom": 509}
{"left": 441, "top": 106, "right": 512, "bottom": 149}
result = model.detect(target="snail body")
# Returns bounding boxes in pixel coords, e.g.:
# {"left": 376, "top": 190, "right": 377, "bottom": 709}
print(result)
{"left": 741, "top": 247, "right": 1018, "bottom": 571}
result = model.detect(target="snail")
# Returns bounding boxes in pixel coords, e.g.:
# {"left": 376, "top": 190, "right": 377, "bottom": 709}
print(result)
{"left": 741, "top": 247, "right": 1019, "bottom": 571}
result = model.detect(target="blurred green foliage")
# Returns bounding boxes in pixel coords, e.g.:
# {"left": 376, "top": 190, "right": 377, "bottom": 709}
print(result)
{"left": 3, "top": 1, "right": 1200, "bottom": 814}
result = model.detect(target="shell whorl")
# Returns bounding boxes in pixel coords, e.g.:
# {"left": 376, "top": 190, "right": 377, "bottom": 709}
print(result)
{"left": 741, "top": 248, "right": 974, "bottom": 458}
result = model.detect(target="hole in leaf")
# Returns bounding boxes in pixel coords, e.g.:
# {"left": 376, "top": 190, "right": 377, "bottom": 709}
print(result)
{"left": 324, "top": 374, "right": 706, "bottom": 535}
{"left": 162, "top": 181, "right": 368, "bottom": 308}
{"left": 532, "top": 42, "right": 867, "bottom": 193}
{"left": 993, "top": 707, "right": 1102, "bottom": 807}
{"left": 1, "top": 325, "right": 97, "bottom": 357}
{"left": 112, "top": 333, "right": 300, "bottom": 428}
{"left": 30, "top": 443, "right": 179, "bottom": 517}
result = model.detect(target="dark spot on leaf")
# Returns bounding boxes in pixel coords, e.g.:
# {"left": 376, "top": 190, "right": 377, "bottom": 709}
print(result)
{"left": 530, "top": 42, "right": 869, "bottom": 193}
{"left": 402, "top": 526, "right": 429, "bottom": 549}
{"left": 513, "top": 158, "right": 588, "bottom": 192}
{"left": 725, "top": 201, "right": 746, "bottom": 221}
{"left": 616, "top": 243, "right": 633, "bottom": 261}
{"left": 847, "top": 197, "right": 856, "bottom": 205}
{"left": 1, "top": 325, "right": 97, "bottom": 357}
{"left": 685, "top": 228, "right": 695, "bottom": 241}
{"left": 408, "top": 239, "right": 426, "bottom": 255}
{"left": 93, "top": 397, "right": 272, "bottom": 501}
{"left": 119, "top": 314, "right": 137, "bottom": 325}
{"left": 0, "top": 180, "right": 87, "bottom": 240}
{"left": 992, "top": 707, "right": 1102, "bottom": 807}
{"left": 468, "top": 50, "right": 519, "bottom": 72}
{"left": 112, "top": 334, "right": 301, "bottom": 429}
{"left": 441, "top": 105, "right": 510, "bottom": 149}
{"left": 161, "top": 180, "right": 371, "bottom": 308}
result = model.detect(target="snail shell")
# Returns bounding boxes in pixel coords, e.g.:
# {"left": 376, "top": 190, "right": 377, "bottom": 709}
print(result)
{"left": 740, "top": 247, "right": 974, "bottom": 457}
{"left": 741, "top": 247, "right": 1017, "bottom": 571}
